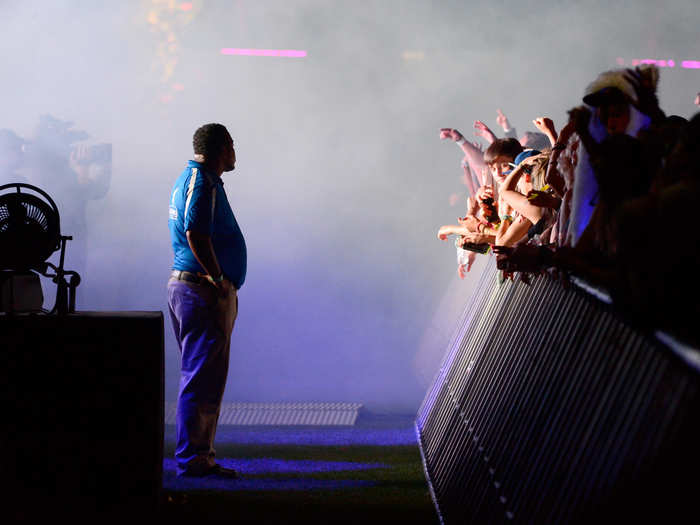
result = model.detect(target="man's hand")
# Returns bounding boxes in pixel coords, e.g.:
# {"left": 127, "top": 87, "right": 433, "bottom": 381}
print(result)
{"left": 493, "top": 244, "right": 548, "bottom": 273}
{"left": 457, "top": 251, "right": 477, "bottom": 279}
{"left": 458, "top": 214, "right": 481, "bottom": 232}
{"left": 209, "top": 275, "right": 231, "bottom": 299}
{"left": 437, "top": 225, "right": 454, "bottom": 240}
{"left": 473, "top": 120, "right": 496, "bottom": 144}
{"left": 475, "top": 185, "right": 495, "bottom": 214}
{"left": 440, "top": 128, "right": 465, "bottom": 142}
{"left": 496, "top": 108, "right": 511, "bottom": 132}
{"left": 623, "top": 66, "right": 662, "bottom": 119}
{"left": 457, "top": 231, "right": 490, "bottom": 246}
{"left": 532, "top": 117, "right": 557, "bottom": 145}
{"left": 475, "top": 184, "right": 494, "bottom": 203}
{"left": 695, "top": 92, "right": 700, "bottom": 106}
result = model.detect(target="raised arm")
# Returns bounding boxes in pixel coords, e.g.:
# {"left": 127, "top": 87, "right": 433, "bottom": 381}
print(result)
{"left": 532, "top": 117, "right": 558, "bottom": 146}
{"left": 440, "top": 127, "right": 487, "bottom": 177}
{"left": 474, "top": 120, "right": 497, "bottom": 144}
{"left": 545, "top": 118, "right": 578, "bottom": 198}
{"left": 497, "top": 109, "right": 517, "bottom": 139}
{"left": 499, "top": 161, "right": 546, "bottom": 225}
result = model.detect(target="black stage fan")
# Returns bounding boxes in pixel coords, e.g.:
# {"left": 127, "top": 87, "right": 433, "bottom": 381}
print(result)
{"left": 0, "top": 183, "right": 80, "bottom": 314}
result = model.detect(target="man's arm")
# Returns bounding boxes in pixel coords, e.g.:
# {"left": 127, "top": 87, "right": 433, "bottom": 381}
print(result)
{"left": 186, "top": 230, "right": 228, "bottom": 296}
{"left": 474, "top": 120, "right": 497, "bottom": 144}
{"left": 532, "top": 117, "right": 558, "bottom": 146}
{"left": 497, "top": 109, "right": 517, "bottom": 139}
{"left": 440, "top": 128, "right": 487, "bottom": 181}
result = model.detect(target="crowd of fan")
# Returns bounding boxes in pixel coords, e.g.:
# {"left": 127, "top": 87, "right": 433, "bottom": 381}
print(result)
{"left": 437, "top": 65, "right": 700, "bottom": 346}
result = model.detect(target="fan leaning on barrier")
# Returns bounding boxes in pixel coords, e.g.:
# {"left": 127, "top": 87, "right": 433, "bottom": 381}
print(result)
{"left": 0, "top": 183, "right": 80, "bottom": 314}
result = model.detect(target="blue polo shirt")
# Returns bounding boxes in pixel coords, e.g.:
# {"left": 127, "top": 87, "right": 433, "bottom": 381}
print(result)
{"left": 169, "top": 160, "right": 247, "bottom": 289}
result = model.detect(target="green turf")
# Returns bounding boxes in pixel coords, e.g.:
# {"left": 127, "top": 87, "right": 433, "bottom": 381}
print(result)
{"left": 161, "top": 441, "right": 439, "bottom": 524}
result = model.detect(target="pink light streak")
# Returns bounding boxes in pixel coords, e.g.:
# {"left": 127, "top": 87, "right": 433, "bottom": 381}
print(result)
{"left": 631, "top": 58, "right": 674, "bottom": 67}
{"left": 623, "top": 58, "right": 699, "bottom": 69}
{"left": 220, "top": 48, "right": 307, "bottom": 58}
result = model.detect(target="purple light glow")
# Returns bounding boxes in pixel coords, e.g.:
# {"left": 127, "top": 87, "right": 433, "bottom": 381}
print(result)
{"left": 221, "top": 48, "right": 307, "bottom": 58}
{"left": 163, "top": 458, "right": 389, "bottom": 475}
{"left": 211, "top": 425, "right": 417, "bottom": 446}
{"left": 682, "top": 60, "right": 700, "bottom": 69}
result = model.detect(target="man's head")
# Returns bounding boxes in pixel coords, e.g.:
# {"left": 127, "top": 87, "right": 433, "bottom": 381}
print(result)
{"left": 584, "top": 87, "right": 631, "bottom": 136}
{"left": 484, "top": 138, "right": 523, "bottom": 183}
{"left": 519, "top": 131, "right": 550, "bottom": 151}
{"left": 193, "top": 123, "right": 235, "bottom": 175}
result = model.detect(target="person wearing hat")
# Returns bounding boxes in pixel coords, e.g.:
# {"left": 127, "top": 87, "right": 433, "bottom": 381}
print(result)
{"left": 567, "top": 65, "right": 660, "bottom": 247}
{"left": 498, "top": 148, "right": 558, "bottom": 244}
{"left": 438, "top": 138, "right": 527, "bottom": 250}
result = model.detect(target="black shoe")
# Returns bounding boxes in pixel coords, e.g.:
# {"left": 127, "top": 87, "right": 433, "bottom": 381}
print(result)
{"left": 208, "top": 464, "right": 239, "bottom": 478}
{"left": 180, "top": 463, "right": 239, "bottom": 479}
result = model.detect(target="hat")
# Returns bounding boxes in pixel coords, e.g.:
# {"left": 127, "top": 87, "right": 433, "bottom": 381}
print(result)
{"left": 509, "top": 149, "right": 542, "bottom": 169}
{"left": 583, "top": 86, "right": 629, "bottom": 107}
{"left": 582, "top": 65, "right": 659, "bottom": 107}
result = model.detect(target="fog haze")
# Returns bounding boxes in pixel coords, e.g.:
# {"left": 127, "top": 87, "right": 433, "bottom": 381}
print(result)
{"left": 2, "top": 0, "right": 698, "bottom": 412}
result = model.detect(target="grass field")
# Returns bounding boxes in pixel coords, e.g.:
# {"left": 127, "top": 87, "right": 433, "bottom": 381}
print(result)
{"left": 160, "top": 418, "right": 439, "bottom": 524}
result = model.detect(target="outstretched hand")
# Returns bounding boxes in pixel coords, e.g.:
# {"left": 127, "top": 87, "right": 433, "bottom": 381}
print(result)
{"left": 440, "top": 128, "right": 465, "bottom": 142}
{"left": 437, "top": 225, "right": 454, "bottom": 241}
{"left": 457, "top": 251, "right": 477, "bottom": 279}
{"left": 493, "top": 244, "right": 547, "bottom": 273}
{"left": 623, "top": 66, "right": 662, "bottom": 118}
{"left": 473, "top": 120, "right": 496, "bottom": 144}
{"left": 496, "top": 108, "right": 511, "bottom": 131}
{"left": 458, "top": 214, "right": 481, "bottom": 232}
{"left": 532, "top": 117, "right": 557, "bottom": 144}
{"left": 457, "top": 231, "right": 490, "bottom": 246}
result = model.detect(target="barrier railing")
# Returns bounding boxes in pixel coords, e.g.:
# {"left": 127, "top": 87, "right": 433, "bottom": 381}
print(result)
{"left": 416, "top": 257, "right": 700, "bottom": 524}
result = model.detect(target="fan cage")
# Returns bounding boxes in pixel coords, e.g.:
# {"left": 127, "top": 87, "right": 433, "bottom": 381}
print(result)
{"left": 0, "top": 184, "right": 61, "bottom": 270}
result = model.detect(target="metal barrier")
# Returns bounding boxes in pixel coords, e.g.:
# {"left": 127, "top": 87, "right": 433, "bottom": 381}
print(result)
{"left": 416, "top": 257, "right": 700, "bottom": 524}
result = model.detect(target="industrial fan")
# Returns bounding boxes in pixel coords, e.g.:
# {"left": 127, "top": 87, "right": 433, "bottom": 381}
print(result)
{"left": 0, "top": 183, "right": 80, "bottom": 314}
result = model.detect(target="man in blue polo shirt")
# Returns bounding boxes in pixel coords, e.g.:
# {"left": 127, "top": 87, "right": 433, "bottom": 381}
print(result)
{"left": 167, "top": 123, "right": 246, "bottom": 478}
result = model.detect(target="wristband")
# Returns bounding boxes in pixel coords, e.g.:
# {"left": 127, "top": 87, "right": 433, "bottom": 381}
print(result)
{"left": 456, "top": 137, "right": 466, "bottom": 145}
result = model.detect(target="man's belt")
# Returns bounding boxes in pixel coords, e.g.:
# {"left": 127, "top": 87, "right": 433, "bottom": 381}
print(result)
{"left": 170, "top": 270, "right": 206, "bottom": 284}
